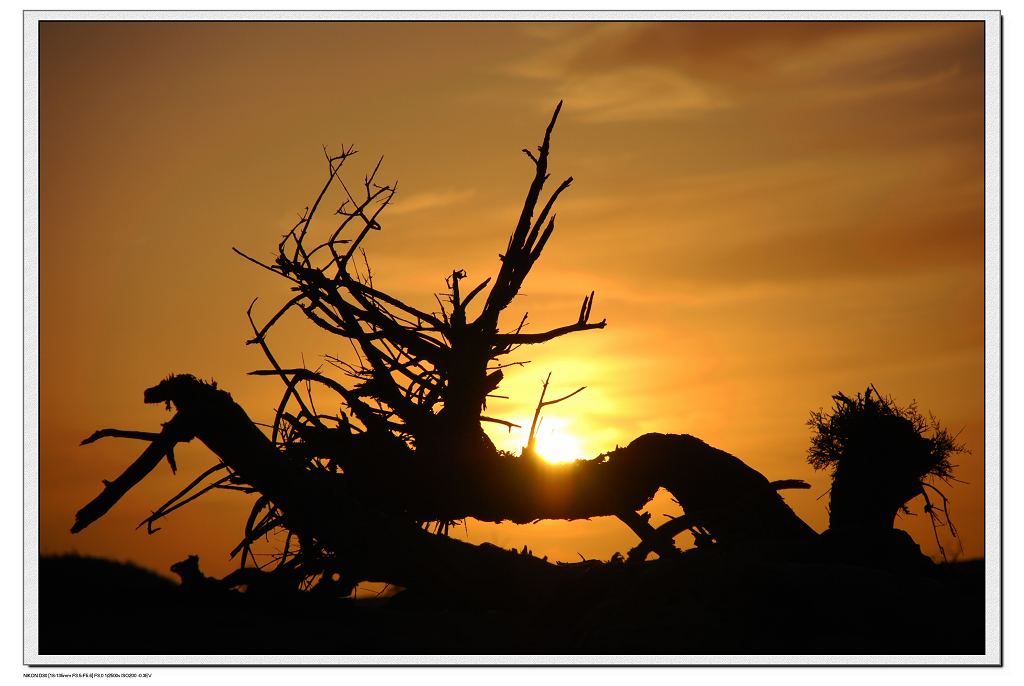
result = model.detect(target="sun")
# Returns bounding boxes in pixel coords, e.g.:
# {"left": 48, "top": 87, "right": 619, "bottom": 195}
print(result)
{"left": 531, "top": 416, "right": 587, "bottom": 464}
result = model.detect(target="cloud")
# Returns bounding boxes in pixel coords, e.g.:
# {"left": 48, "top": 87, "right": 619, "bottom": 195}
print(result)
{"left": 504, "top": 22, "right": 982, "bottom": 120}
{"left": 821, "top": 65, "right": 962, "bottom": 102}
{"left": 557, "top": 66, "right": 725, "bottom": 123}
{"left": 501, "top": 24, "right": 727, "bottom": 121}
{"left": 386, "top": 189, "right": 475, "bottom": 216}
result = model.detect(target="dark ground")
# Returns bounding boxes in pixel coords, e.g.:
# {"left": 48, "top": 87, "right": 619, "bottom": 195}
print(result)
{"left": 35, "top": 544, "right": 985, "bottom": 658}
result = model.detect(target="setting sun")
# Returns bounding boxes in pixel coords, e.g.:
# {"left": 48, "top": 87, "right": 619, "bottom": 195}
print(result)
{"left": 530, "top": 416, "right": 587, "bottom": 464}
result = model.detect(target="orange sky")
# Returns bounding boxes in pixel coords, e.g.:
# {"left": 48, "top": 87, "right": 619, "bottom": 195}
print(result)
{"left": 38, "top": 21, "right": 987, "bottom": 579}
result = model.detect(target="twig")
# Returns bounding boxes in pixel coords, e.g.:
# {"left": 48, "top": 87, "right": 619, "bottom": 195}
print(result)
{"left": 80, "top": 429, "right": 161, "bottom": 446}
{"left": 525, "top": 372, "right": 586, "bottom": 454}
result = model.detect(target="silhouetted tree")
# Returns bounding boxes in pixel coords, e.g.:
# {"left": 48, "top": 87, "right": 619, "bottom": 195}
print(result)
{"left": 808, "top": 385, "right": 967, "bottom": 558}
{"left": 76, "top": 106, "right": 954, "bottom": 602}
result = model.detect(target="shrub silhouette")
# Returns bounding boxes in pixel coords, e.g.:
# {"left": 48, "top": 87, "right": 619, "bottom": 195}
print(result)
{"left": 808, "top": 385, "right": 967, "bottom": 558}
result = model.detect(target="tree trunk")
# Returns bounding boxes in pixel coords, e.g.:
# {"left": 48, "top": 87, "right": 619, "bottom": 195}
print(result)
{"left": 74, "top": 376, "right": 817, "bottom": 596}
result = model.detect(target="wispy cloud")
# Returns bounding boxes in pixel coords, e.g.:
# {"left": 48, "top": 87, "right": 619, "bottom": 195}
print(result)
{"left": 502, "top": 25, "right": 726, "bottom": 122}
{"left": 822, "top": 65, "right": 962, "bottom": 102}
{"left": 558, "top": 66, "right": 725, "bottom": 123}
{"left": 502, "top": 22, "right": 981, "bottom": 121}
{"left": 386, "top": 189, "right": 475, "bottom": 216}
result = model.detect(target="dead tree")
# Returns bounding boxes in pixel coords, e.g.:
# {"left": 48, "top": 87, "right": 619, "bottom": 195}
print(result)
{"left": 72, "top": 103, "right": 816, "bottom": 598}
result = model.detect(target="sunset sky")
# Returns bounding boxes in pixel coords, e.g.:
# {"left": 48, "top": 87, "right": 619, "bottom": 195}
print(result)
{"left": 38, "top": 20, "right": 988, "bottom": 579}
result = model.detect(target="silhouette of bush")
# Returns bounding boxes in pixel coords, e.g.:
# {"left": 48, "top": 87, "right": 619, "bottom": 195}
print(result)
{"left": 807, "top": 385, "right": 967, "bottom": 556}
{"left": 808, "top": 385, "right": 961, "bottom": 481}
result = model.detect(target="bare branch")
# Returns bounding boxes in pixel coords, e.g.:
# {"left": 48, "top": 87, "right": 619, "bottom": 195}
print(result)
{"left": 494, "top": 319, "right": 606, "bottom": 347}
{"left": 81, "top": 429, "right": 161, "bottom": 446}
{"left": 72, "top": 413, "right": 196, "bottom": 534}
{"left": 525, "top": 372, "right": 585, "bottom": 455}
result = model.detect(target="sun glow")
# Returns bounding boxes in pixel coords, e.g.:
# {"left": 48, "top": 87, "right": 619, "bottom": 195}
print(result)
{"left": 531, "top": 416, "right": 587, "bottom": 464}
